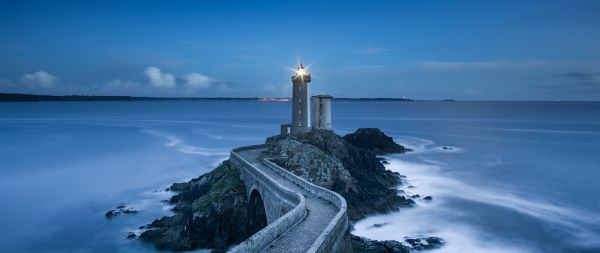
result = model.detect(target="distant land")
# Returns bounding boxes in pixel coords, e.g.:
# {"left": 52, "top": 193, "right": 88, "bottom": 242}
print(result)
{"left": 0, "top": 93, "right": 413, "bottom": 102}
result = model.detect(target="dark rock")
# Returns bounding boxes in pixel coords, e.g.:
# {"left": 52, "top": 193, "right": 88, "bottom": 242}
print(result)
{"left": 370, "top": 222, "right": 389, "bottom": 228}
{"left": 343, "top": 128, "right": 411, "bottom": 154}
{"left": 350, "top": 235, "right": 409, "bottom": 253}
{"left": 426, "top": 237, "right": 444, "bottom": 246}
{"left": 404, "top": 236, "right": 444, "bottom": 251}
{"left": 122, "top": 209, "right": 138, "bottom": 214}
{"left": 105, "top": 210, "right": 117, "bottom": 218}
{"left": 411, "top": 194, "right": 421, "bottom": 199}
{"left": 139, "top": 160, "right": 262, "bottom": 251}
{"left": 169, "top": 182, "right": 190, "bottom": 192}
{"left": 423, "top": 196, "right": 433, "bottom": 201}
{"left": 127, "top": 232, "right": 137, "bottom": 239}
{"left": 105, "top": 204, "right": 139, "bottom": 218}
{"left": 139, "top": 226, "right": 146, "bottom": 229}
{"left": 266, "top": 129, "right": 415, "bottom": 220}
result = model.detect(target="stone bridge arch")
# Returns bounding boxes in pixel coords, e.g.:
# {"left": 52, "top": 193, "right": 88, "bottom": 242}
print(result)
{"left": 247, "top": 189, "right": 267, "bottom": 235}
{"left": 241, "top": 172, "right": 296, "bottom": 225}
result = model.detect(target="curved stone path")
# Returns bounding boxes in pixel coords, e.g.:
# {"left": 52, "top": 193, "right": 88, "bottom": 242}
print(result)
{"left": 238, "top": 148, "right": 339, "bottom": 253}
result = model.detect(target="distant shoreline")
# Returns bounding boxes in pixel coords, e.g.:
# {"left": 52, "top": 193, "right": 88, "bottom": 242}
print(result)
{"left": 2, "top": 93, "right": 597, "bottom": 102}
{"left": 0, "top": 93, "right": 413, "bottom": 102}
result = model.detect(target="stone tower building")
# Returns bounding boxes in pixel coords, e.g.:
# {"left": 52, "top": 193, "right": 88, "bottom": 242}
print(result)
{"left": 290, "top": 64, "right": 311, "bottom": 134}
{"left": 311, "top": 95, "right": 332, "bottom": 130}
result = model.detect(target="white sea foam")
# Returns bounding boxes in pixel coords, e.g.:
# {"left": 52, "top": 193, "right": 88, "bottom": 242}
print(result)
{"left": 354, "top": 137, "right": 600, "bottom": 252}
{"left": 143, "top": 129, "right": 229, "bottom": 156}
{"left": 192, "top": 128, "right": 264, "bottom": 142}
{"left": 391, "top": 135, "right": 464, "bottom": 155}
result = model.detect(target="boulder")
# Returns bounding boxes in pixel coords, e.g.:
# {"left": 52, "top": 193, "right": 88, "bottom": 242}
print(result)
{"left": 104, "top": 205, "right": 139, "bottom": 219}
{"left": 405, "top": 236, "right": 444, "bottom": 251}
{"left": 343, "top": 128, "right": 411, "bottom": 154}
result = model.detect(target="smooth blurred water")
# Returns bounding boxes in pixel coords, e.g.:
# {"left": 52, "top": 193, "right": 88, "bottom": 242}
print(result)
{"left": 0, "top": 101, "right": 599, "bottom": 253}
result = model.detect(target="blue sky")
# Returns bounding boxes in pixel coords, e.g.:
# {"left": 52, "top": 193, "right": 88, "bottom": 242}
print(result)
{"left": 0, "top": 0, "right": 599, "bottom": 100}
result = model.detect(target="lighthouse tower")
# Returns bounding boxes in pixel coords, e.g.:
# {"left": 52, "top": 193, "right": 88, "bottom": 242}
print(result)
{"left": 290, "top": 64, "right": 311, "bottom": 134}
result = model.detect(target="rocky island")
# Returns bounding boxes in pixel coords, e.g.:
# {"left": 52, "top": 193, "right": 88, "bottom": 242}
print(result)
{"left": 138, "top": 128, "right": 442, "bottom": 252}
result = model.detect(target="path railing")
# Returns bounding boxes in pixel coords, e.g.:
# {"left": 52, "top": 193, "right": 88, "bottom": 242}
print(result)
{"left": 228, "top": 145, "right": 307, "bottom": 253}
{"left": 227, "top": 144, "right": 348, "bottom": 253}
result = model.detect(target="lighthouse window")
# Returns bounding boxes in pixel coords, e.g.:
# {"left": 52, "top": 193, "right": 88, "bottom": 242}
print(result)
{"left": 299, "top": 110, "right": 302, "bottom": 115}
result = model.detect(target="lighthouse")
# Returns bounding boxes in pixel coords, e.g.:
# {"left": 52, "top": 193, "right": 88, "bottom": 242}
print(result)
{"left": 279, "top": 63, "right": 333, "bottom": 136}
{"left": 290, "top": 64, "right": 311, "bottom": 134}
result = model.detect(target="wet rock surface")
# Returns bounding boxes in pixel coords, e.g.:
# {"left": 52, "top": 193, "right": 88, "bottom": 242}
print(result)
{"left": 351, "top": 235, "right": 410, "bottom": 253}
{"left": 139, "top": 160, "right": 262, "bottom": 252}
{"left": 104, "top": 205, "right": 139, "bottom": 218}
{"left": 267, "top": 129, "right": 414, "bottom": 220}
{"left": 405, "top": 236, "right": 444, "bottom": 251}
{"left": 351, "top": 235, "right": 444, "bottom": 253}
{"left": 137, "top": 128, "right": 440, "bottom": 252}
{"left": 344, "top": 128, "right": 412, "bottom": 155}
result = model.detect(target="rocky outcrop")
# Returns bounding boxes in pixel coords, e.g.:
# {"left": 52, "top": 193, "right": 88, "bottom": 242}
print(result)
{"left": 350, "top": 235, "right": 444, "bottom": 253}
{"left": 139, "top": 160, "right": 263, "bottom": 252}
{"left": 405, "top": 237, "right": 444, "bottom": 251}
{"left": 266, "top": 129, "right": 414, "bottom": 221}
{"left": 350, "top": 235, "right": 410, "bottom": 253}
{"left": 269, "top": 139, "right": 356, "bottom": 192}
{"left": 139, "top": 128, "right": 425, "bottom": 252}
{"left": 105, "top": 204, "right": 138, "bottom": 218}
{"left": 344, "top": 128, "right": 411, "bottom": 155}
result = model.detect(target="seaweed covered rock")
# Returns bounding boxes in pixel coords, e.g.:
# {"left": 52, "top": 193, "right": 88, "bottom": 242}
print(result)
{"left": 139, "top": 160, "right": 262, "bottom": 252}
{"left": 267, "top": 129, "right": 414, "bottom": 220}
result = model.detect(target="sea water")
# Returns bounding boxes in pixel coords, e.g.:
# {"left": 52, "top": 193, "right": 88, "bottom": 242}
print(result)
{"left": 0, "top": 101, "right": 598, "bottom": 253}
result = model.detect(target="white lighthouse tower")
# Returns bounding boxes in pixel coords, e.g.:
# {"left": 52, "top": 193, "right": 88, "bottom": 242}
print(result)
{"left": 290, "top": 64, "right": 311, "bottom": 134}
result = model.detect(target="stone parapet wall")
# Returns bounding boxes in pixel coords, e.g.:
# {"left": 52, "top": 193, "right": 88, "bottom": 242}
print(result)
{"left": 228, "top": 144, "right": 348, "bottom": 253}
{"left": 228, "top": 146, "right": 307, "bottom": 253}
{"left": 263, "top": 159, "right": 348, "bottom": 253}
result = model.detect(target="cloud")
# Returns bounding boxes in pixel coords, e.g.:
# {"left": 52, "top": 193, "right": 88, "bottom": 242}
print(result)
{"left": 414, "top": 60, "right": 552, "bottom": 70}
{"left": 530, "top": 71, "right": 600, "bottom": 93}
{"left": 145, "top": 66, "right": 176, "bottom": 88}
{"left": 20, "top": 71, "right": 57, "bottom": 87}
{"left": 357, "top": 46, "right": 394, "bottom": 55}
{"left": 101, "top": 79, "right": 141, "bottom": 95}
{"left": 556, "top": 72, "right": 600, "bottom": 86}
{"left": 182, "top": 72, "right": 213, "bottom": 90}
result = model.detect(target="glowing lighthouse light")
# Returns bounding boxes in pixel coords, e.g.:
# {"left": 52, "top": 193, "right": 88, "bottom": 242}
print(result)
{"left": 296, "top": 67, "right": 307, "bottom": 76}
